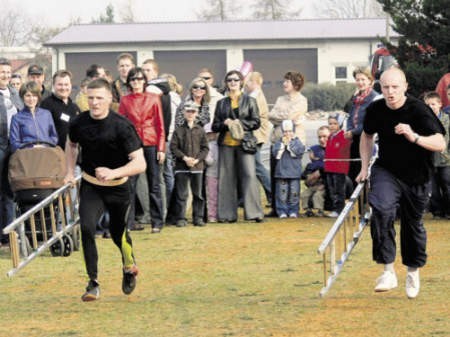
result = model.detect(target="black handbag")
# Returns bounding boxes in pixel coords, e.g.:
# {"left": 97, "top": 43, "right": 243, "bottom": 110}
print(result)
{"left": 241, "top": 132, "right": 258, "bottom": 154}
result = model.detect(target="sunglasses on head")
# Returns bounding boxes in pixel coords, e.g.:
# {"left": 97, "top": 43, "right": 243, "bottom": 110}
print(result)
{"left": 226, "top": 78, "right": 240, "bottom": 83}
{"left": 192, "top": 85, "right": 206, "bottom": 90}
{"left": 130, "top": 76, "right": 145, "bottom": 81}
{"left": 201, "top": 76, "right": 211, "bottom": 80}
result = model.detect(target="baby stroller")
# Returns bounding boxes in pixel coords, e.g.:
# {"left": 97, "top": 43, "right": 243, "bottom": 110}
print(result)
{"left": 8, "top": 141, "right": 77, "bottom": 256}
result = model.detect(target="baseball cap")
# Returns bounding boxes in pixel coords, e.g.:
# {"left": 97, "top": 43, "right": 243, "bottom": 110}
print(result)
{"left": 28, "top": 64, "right": 44, "bottom": 76}
{"left": 184, "top": 103, "right": 199, "bottom": 112}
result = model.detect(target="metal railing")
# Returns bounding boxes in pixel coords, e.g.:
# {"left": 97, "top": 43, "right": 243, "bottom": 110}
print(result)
{"left": 2, "top": 177, "right": 81, "bottom": 277}
{"left": 317, "top": 173, "right": 372, "bottom": 297}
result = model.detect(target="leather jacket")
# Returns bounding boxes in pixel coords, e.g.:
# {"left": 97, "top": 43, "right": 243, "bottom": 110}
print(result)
{"left": 118, "top": 92, "right": 166, "bottom": 152}
{"left": 212, "top": 93, "right": 260, "bottom": 145}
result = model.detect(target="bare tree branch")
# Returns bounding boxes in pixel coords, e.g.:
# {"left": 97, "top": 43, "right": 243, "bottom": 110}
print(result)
{"left": 314, "top": 0, "right": 384, "bottom": 18}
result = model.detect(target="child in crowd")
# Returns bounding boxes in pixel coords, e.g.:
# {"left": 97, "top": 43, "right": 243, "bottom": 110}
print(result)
{"left": 272, "top": 120, "right": 305, "bottom": 218}
{"left": 324, "top": 113, "right": 351, "bottom": 218}
{"left": 170, "top": 104, "right": 209, "bottom": 227}
{"left": 423, "top": 91, "right": 450, "bottom": 219}
{"left": 301, "top": 125, "right": 330, "bottom": 217}
{"left": 204, "top": 123, "right": 219, "bottom": 223}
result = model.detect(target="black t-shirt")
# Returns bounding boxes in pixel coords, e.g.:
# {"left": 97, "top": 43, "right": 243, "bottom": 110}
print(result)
{"left": 68, "top": 111, "right": 142, "bottom": 176}
{"left": 40, "top": 94, "right": 80, "bottom": 149}
{"left": 364, "top": 96, "right": 446, "bottom": 185}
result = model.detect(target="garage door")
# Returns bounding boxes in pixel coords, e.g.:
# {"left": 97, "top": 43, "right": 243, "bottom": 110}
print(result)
{"left": 154, "top": 50, "right": 226, "bottom": 96}
{"left": 243, "top": 49, "right": 317, "bottom": 104}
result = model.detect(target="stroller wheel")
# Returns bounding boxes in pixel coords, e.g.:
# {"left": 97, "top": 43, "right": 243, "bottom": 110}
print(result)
{"left": 50, "top": 237, "right": 65, "bottom": 257}
{"left": 61, "top": 234, "right": 74, "bottom": 257}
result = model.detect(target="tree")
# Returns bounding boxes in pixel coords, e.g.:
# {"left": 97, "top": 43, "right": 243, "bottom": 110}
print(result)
{"left": 197, "top": 0, "right": 240, "bottom": 21}
{"left": 377, "top": 0, "right": 450, "bottom": 96}
{"left": 0, "top": 3, "right": 31, "bottom": 46}
{"left": 315, "top": 0, "right": 384, "bottom": 18}
{"left": 120, "top": 0, "right": 136, "bottom": 23}
{"left": 253, "top": 0, "right": 302, "bottom": 20}
{"left": 91, "top": 3, "right": 115, "bottom": 23}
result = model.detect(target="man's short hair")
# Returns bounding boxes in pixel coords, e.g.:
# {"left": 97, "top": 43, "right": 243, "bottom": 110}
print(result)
{"left": 52, "top": 70, "right": 72, "bottom": 83}
{"left": 317, "top": 125, "right": 330, "bottom": 133}
{"left": 142, "top": 59, "right": 159, "bottom": 73}
{"left": 116, "top": 53, "right": 135, "bottom": 65}
{"left": 0, "top": 58, "right": 11, "bottom": 66}
{"left": 87, "top": 78, "right": 112, "bottom": 94}
{"left": 86, "top": 64, "right": 103, "bottom": 78}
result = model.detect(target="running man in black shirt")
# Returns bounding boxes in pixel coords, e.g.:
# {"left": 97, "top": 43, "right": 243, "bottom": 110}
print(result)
{"left": 65, "top": 79, "right": 146, "bottom": 301}
{"left": 357, "top": 67, "right": 446, "bottom": 299}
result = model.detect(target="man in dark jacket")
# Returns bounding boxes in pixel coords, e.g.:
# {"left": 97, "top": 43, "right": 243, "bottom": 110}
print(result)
{"left": 40, "top": 70, "right": 80, "bottom": 149}
{"left": 142, "top": 59, "right": 174, "bottom": 221}
{"left": 0, "top": 58, "right": 23, "bottom": 245}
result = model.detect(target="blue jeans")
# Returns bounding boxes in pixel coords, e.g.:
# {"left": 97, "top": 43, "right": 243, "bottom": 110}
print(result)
{"left": 128, "top": 146, "right": 163, "bottom": 229}
{"left": 275, "top": 178, "right": 300, "bottom": 216}
{"left": 159, "top": 141, "right": 174, "bottom": 221}
{"left": 255, "top": 144, "right": 271, "bottom": 203}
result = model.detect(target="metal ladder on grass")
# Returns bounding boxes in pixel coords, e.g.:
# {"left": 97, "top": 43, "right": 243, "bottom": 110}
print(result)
{"left": 2, "top": 177, "right": 81, "bottom": 277}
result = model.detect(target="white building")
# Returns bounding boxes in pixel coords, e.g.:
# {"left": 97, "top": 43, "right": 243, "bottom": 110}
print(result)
{"left": 45, "top": 18, "right": 398, "bottom": 102}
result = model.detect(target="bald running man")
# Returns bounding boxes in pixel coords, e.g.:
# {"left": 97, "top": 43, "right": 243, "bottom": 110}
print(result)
{"left": 357, "top": 67, "right": 446, "bottom": 299}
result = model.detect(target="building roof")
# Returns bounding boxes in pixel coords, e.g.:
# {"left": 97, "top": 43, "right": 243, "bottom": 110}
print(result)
{"left": 45, "top": 18, "right": 398, "bottom": 46}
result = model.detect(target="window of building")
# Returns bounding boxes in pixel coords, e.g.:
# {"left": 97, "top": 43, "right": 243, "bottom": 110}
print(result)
{"left": 335, "top": 66, "right": 347, "bottom": 79}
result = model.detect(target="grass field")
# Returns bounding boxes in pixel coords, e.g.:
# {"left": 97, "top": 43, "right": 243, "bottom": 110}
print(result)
{"left": 0, "top": 215, "right": 448, "bottom": 337}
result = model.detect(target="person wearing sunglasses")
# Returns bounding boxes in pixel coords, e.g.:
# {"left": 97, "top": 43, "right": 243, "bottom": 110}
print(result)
{"left": 118, "top": 67, "right": 166, "bottom": 234}
{"left": 175, "top": 77, "right": 211, "bottom": 128}
{"left": 198, "top": 68, "right": 224, "bottom": 121}
{"left": 212, "top": 70, "right": 264, "bottom": 223}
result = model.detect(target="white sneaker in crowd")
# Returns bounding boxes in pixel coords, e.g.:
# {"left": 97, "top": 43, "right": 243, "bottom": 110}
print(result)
{"left": 327, "top": 211, "right": 339, "bottom": 218}
{"left": 405, "top": 269, "right": 420, "bottom": 299}
{"left": 374, "top": 270, "right": 398, "bottom": 292}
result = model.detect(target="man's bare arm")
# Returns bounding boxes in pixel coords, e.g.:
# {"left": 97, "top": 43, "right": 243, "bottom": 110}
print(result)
{"left": 356, "top": 131, "right": 375, "bottom": 183}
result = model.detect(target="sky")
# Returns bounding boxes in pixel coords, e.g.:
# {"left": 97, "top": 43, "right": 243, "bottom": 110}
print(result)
{"left": 11, "top": 0, "right": 315, "bottom": 27}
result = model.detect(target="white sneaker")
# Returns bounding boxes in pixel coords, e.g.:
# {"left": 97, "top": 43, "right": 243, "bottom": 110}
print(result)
{"left": 374, "top": 271, "right": 398, "bottom": 292}
{"left": 327, "top": 211, "right": 339, "bottom": 218}
{"left": 406, "top": 270, "right": 420, "bottom": 299}
{"left": 279, "top": 214, "right": 287, "bottom": 219}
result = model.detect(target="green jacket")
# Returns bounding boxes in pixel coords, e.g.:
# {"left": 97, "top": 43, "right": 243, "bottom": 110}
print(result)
{"left": 433, "top": 112, "right": 450, "bottom": 167}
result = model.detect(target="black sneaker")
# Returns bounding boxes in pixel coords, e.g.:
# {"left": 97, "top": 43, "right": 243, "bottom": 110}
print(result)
{"left": 193, "top": 219, "right": 206, "bottom": 227}
{"left": 122, "top": 265, "right": 139, "bottom": 295}
{"left": 81, "top": 280, "right": 100, "bottom": 302}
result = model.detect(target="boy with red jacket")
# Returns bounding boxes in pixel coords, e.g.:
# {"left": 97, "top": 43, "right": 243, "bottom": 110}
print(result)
{"left": 324, "top": 113, "right": 351, "bottom": 217}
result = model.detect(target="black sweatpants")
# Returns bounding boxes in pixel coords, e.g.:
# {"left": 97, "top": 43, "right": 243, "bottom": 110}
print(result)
{"left": 368, "top": 165, "right": 430, "bottom": 268}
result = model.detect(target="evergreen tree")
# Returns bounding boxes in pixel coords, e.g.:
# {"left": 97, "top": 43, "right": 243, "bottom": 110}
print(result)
{"left": 377, "top": 0, "right": 450, "bottom": 97}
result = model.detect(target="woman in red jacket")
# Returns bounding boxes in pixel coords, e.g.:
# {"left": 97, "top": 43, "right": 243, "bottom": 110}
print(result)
{"left": 119, "top": 67, "right": 166, "bottom": 233}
